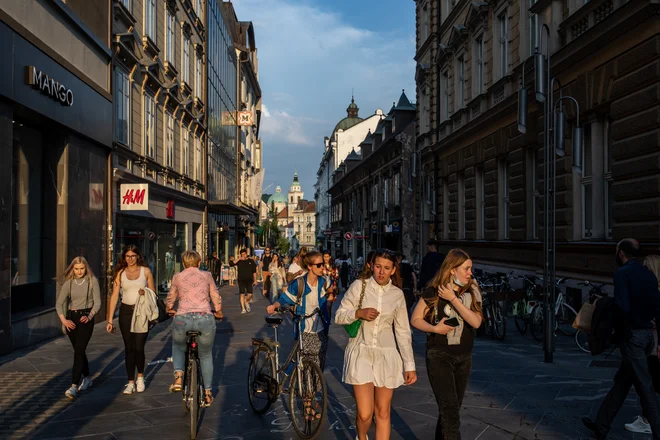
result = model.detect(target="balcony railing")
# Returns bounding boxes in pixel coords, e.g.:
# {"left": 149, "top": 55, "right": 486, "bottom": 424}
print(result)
{"left": 562, "top": 0, "right": 628, "bottom": 44}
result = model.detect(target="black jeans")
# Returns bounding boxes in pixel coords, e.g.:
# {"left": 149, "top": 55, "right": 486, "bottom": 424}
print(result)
{"left": 118, "top": 303, "right": 149, "bottom": 381}
{"left": 595, "top": 329, "right": 660, "bottom": 438}
{"left": 427, "top": 348, "right": 473, "bottom": 440}
{"left": 66, "top": 309, "right": 94, "bottom": 385}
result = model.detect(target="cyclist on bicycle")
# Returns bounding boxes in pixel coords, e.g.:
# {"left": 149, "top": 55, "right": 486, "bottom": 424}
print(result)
{"left": 166, "top": 251, "right": 223, "bottom": 406}
{"left": 266, "top": 251, "right": 333, "bottom": 420}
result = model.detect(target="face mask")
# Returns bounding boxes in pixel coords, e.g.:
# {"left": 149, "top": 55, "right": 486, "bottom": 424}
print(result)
{"left": 453, "top": 277, "right": 465, "bottom": 287}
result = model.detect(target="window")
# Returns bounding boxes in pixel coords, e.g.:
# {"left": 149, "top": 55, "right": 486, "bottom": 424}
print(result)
{"left": 371, "top": 184, "right": 378, "bottom": 211}
{"left": 196, "top": 0, "right": 203, "bottom": 17}
{"left": 421, "top": 86, "right": 430, "bottom": 132}
{"left": 393, "top": 173, "right": 400, "bottom": 206}
{"left": 383, "top": 178, "right": 389, "bottom": 206}
{"left": 195, "top": 136, "right": 202, "bottom": 181}
{"left": 182, "top": 36, "right": 190, "bottom": 84}
{"left": 144, "top": 94, "right": 156, "bottom": 158}
{"left": 499, "top": 159, "right": 510, "bottom": 239}
{"left": 114, "top": 69, "right": 130, "bottom": 146}
{"left": 529, "top": 0, "right": 539, "bottom": 56}
{"left": 441, "top": 70, "right": 449, "bottom": 121}
{"left": 473, "top": 37, "right": 484, "bottom": 96}
{"left": 166, "top": 10, "right": 175, "bottom": 63}
{"left": 195, "top": 56, "right": 203, "bottom": 98}
{"left": 165, "top": 112, "right": 174, "bottom": 168}
{"left": 422, "top": 5, "right": 429, "bottom": 42}
{"left": 476, "top": 166, "right": 485, "bottom": 239}
{"left": 444, "top": 0, "right": 453, "bottom": 22}
{"left": 497, "top": 11, "right": 509, "bottom": 80}
{"left": 581, "top": 124, "right": 593, "bottom": 238}
{"left": 455, "top": 55, "right": 465, "bottom": 108}
{"left": 182, "top": 129, "right": 190, "bottom": 175}
{"left": 144, "top": 0, "right": 156, "bottom": 40}
{"left": 120, "top": 0, "right": 130, "bottom": 10}
{"left": 458, "top": 173, "right": 465, "bottom": 239}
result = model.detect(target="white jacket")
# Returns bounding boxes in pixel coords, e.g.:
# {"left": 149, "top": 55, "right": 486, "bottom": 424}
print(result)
{"left": 131, "top": 287, "right": 159, "bottom": 333}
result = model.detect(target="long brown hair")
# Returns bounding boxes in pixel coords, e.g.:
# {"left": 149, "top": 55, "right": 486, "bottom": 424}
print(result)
{"left": 358, "top": 250, "right": 377, "bottom": 279}
{"left": 364, "top": 249, "right": 402, "bottom": 288}
{"left": 113, "top": 245, "right": 147, "bottom": 279}
{"left": 58, "top": 256, "right": 96, "bottom": 282}
{"left": 424, "top": 248, "right": 482, "bottom": 321}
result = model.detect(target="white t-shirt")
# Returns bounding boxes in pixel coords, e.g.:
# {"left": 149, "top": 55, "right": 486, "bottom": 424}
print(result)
{"left": 283, "top": 278, "right": 329, "bottom": 333}
{"left": 288, "top": 262, "right": 303, "bottom": 274}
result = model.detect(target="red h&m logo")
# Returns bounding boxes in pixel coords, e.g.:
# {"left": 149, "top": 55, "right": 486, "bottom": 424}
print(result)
{"left": 119, "top": 184, "right": 149, "bottom": 211}
{"left": 123, "top": 189, "right": 146, "bottom": 205}
{"left": 166, "top": 200, "right": 175, "bottom": 219}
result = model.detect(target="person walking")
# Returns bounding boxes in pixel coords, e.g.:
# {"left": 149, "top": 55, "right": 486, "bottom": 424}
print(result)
{"left": 583, "top": 239, "right": 660, "bottom": 439}
{"left": 287, "top": 249, "right": 306, "bottom": 284}
{"left": 268, "top": 253, "right": 287, "bottom": 304}
{"left": 419, "top": 239, "right": 445, "bottom": 290}
{"left": 228, "top": 256, "right": 237, "bottom": 287}
{"left": 208, "top": 251, "right": 221, "bottom": 285}
{"left": 106, "top": 245, "right": 156, "bottom": 395}
{"left": 397, "top": 254, "right": 418, "bottom": 314}
{"left": 56, "top": 256, "right": 102, "bottom": 400}
{"left": 236, "top": 249, "right": 257, "bottom": 314}
{"left": 165, "top": 251, "right": 223, "bottom": 406}
{"left": 410, "top": 249, "right": 483, "bottom": 440}
{"left": 261, "top": 247, "right": 273, "bottom": 298}
{"left": 335, "top": 249, "right": 417, "bottom": 440}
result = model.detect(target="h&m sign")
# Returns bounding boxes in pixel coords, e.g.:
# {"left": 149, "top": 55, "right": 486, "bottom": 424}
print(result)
{"left": 26, "top": 66, "right": 74, "bottom": 106}
{"left": 120, "top": 183, "right": 149, "bottom": 211}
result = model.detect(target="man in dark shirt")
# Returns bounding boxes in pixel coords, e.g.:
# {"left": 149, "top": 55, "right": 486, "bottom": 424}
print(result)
{"left": 583, "top": 239, "right": 660, "bottom": 439}
{"left": 236, "top": 249, "right": 257, "bottom": 314}
{"left": 261, "top": 248, "right": 273, "bottom": 299}
{"left": 419, "top": 239, "right": 445, "bottom": 290}
{"left": 208, "top": 251, "right": 220, "bottom": 285}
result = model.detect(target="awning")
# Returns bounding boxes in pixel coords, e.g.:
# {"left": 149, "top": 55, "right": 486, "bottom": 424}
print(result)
{"left": 208, "top": 201, "right": 257, "bottom": 216}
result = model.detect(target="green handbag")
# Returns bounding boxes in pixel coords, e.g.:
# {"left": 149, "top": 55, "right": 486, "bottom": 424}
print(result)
{"left": 343, "top": 280, "right": 367, "bottom": 338}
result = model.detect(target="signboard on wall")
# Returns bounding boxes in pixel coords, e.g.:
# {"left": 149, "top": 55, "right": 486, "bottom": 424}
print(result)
{"left": 120, "top": 183, "right": 149, "bottom": 211}
{"left": 89, "top": 183, "right": 104, "bottom": 211}
{"left": 238, "top": 111, "right": 253, "bottom": 126}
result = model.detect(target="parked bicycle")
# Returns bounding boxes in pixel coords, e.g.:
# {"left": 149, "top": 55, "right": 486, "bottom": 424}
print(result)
{"left": 529, "top": 278, "right": 579, "bottom": 342}
{"left": 248, "top": 307, "right": 327, "bottom": 439}
{"left": 575, "top": 281, "right": 608, "bottom": 353}
{"left": 475, "top": 272, "right": 511, "bottom": 341}
{"left": 511, "top": 275, "right": 543, "bottom": 335}
{"left": 181, "top": 330, "right": 205, "bottom": 440}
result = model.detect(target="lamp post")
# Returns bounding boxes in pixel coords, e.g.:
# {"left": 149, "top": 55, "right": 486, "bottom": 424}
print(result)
{"left": 517, "top": 24, "right": 583, "bottom": 363}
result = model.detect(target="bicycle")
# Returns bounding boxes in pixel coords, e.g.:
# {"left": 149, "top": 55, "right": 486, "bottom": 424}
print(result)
{"left": 181, "top": 330, "right": 205, "bottom": 440}
{"left": 574, "top": 281, "right": 608, "bottom": 353}
{"left": 247, "top": 307, "right": 327, "bottom": 439}
{"left": 529, "top": 278, "right": 579, "bottom": 342}
{"left": 511, "top": 275, "right": 543, "bottom": 335}
{"left": 476, "top": 272, "right": 510, "bottom": 341}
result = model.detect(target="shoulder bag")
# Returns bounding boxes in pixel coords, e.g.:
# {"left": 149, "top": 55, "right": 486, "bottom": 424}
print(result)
{"left": 343, "top": 280, "right": 366, "bottom": 338}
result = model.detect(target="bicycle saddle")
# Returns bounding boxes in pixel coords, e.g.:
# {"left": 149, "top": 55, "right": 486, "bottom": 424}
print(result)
{"left": 265, "top": 316, "right": 283, "bottom": 326}
{"left": 186, "top": 331, "right": 201, "bottom": 336}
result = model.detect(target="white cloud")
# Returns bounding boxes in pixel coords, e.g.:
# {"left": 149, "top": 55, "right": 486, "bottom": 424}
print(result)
{"left": 260, "top": 103, "right": 327, "bottom": 147}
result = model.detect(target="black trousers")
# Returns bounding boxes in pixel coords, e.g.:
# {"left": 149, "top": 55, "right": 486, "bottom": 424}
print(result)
{"left": 66, "top": 309, "right": 94, "bottom": 385}
{"left": 262, "top": 272, "right": 271, "bottom": 297}
{"left": 427, "top": 348, "right": 473, "bottom": 440}
{"left": 595, "top": 329, "right": 660, "bottom": 438}
{"left": 118, "top": 303, "right": 149, "bottom": 381}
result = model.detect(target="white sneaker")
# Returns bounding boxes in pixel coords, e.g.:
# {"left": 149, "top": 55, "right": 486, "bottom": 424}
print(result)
{"left": 123, "top": 383, "right": 136, "bottom": 395}
{"left": 78, "top": 376, "right": 93, "bottom": 391}
{"left": 246, "top": 303, "right": 251, "bottom": 313}
{"left": 136, "top": 377, "right": 146, "bottom": 393}
{"left": 625, "top": 416, "right": 651, "bottom": 434}
{"left": 65, "top": 386, "right": 78, "bottom": 400}
{"left": 241, "top": 309, "right": 247, "bottom": 314}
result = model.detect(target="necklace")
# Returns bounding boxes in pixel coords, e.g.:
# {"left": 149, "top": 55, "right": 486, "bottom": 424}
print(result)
{"left": 74, "top": 278, "right": 86, "bottom": 286}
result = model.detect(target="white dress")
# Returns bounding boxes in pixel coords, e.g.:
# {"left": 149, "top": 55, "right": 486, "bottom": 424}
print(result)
{"left": 335, "top": 277, "right": 415, "bottom": 389}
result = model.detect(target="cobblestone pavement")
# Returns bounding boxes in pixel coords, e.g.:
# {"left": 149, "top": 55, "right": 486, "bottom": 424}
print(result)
{"left": 0, "top": 284, "right": 650, "bottom": 439}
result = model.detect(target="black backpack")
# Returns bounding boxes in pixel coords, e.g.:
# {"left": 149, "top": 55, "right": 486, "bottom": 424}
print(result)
{"left": 341, "top": 261, "right": 349, "bottom": 275}
{"left": 588, "top": 296, "right": 618, "bottom": 356}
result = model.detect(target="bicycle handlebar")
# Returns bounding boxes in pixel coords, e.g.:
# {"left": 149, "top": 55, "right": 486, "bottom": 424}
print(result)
{"left": 273, "top": 306, "right": 321, "bottom": 320}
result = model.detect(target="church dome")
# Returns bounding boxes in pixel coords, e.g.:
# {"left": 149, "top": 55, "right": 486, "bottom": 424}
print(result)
{"left": 267, "top": 186, "right": 287, "bottom": 205}
{"left": 332, "top": 96, "right": 363, "bottom": 136}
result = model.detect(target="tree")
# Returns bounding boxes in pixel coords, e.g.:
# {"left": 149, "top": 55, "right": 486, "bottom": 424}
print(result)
{"left": 276, "top": 236, "right": 290, "bottom": 256}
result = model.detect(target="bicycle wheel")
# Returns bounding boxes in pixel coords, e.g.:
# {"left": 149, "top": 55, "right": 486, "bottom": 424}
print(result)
{"left": 529, "top": 304, "right": 545, "bottom": 342}
{"left": 556, "top": 303, "right": 578, "bottom": 337}
{"left": 513, "top": 300, "right": 528, "bottom": 335}
{"left": 289, "top": 359, "right": 327, "bottom": 440}
{"left": 189, "top": 359, "right": 200, "bottom": 440}
{"left": 248, "top": 346, "right": 277, "bottom": 415}
{"left": 492, "top": 301, "right": 507, "bottom": 341}
{"left": 575, "top": 330, "right": 590, "bottom": 353}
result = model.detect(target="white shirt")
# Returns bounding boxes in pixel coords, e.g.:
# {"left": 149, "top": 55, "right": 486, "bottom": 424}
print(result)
{"left": 335, "top": 277, "right": 415, "bottom": 372}
{"left": 283, "top": 278, "right": 329, "bottom": 333}
{"left": 288, "top": 262, "right": 302, "bottom": 274}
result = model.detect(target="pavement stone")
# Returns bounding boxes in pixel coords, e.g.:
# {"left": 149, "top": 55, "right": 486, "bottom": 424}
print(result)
{"left": 0, "top": 283, "right": 650, "bottom": 439}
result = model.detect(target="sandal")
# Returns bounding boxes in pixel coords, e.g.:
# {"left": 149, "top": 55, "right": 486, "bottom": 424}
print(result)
{"left": 303, "top": 401, "right": 321, "bottom": 421}
{"left": 202, "top": 391, "right": 214, "bottom": 407}
{"left": 169, "top": 374, "right": 183, "bottom": 393}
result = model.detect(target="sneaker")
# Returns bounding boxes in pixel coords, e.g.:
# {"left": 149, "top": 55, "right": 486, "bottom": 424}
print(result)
{"left": 65, "top": 386, "right": 78, "bottom": 400}
{"left": 136, "top": 377, "right": 146, "bottom": 393}
{"left": 246, "top": 303, "right": 251, "bottom": 313}
{"left": 123, "top": 383, "right": 136, "bottom": 395}
{"left": 625, "top": 416, "right": 651, "bottom": 434}
{"left": 241, "top": 309, "right": 247, "bottom": 314}
{"left": 78, "top": 376, "right": 93, "bottom": 392}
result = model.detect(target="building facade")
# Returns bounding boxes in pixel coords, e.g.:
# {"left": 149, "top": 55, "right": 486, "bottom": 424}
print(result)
{"left": 315, "top": 98, "right": 384, "bottom": 250}
{"left": 414, "top": 0, "right": 660, "bottom": 286}
{"left": 0, "top": 0, "right": 113, "bottom": 353}
{"left": 111, "top": 0, "right": 207, "bottom": 293}
{"left": 275, "top": 172, "right": 316, "bottom": 253}
{"left": 329, "top": 91, "right": 417, "bottom": 261}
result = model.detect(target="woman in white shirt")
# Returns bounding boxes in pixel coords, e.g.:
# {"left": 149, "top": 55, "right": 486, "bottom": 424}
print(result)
{"left": 268, "top": 253, "right": 287, "bottom": 303}
{"left": 335, "top": 249, "right": 417, "bottom": 440}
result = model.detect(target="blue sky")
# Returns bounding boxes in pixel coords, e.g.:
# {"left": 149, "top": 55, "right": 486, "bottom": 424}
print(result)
{"left": 232, "top": 0, "right": 416, "bottom": 198}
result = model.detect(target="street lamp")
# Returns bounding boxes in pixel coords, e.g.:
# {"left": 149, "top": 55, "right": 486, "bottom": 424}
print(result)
{"left": 517, "top": 24, "right": 583, "bottom": 363}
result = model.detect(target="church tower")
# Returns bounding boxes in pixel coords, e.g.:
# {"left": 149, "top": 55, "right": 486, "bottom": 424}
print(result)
{"left": 288, "top": 170, "right": 304, "bottom": 213}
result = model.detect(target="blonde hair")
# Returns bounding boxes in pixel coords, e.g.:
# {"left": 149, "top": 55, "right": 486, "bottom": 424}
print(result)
{"left": 644, "top": 255, "right": 660, "bottom": 287}
{"left": 60, "top": 256, "right": 96, "bottom": 282}
{"left": 182, "top": 250, "right": 202, "bottom": 268}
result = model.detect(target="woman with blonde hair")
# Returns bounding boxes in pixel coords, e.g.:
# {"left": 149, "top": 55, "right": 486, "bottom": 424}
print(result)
{"left": 166, "top": 250, "right": 223, "bottom": 406}
{"left": 56, "top": 256, "right": 102, "bottom": 400}
{"left": 411, "top": 248, "right": 483, "bottom": 440}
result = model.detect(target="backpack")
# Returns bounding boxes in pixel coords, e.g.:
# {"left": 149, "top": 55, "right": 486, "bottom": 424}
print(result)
{"left": 588, "top": 296, "right": 618, "bottom": 356}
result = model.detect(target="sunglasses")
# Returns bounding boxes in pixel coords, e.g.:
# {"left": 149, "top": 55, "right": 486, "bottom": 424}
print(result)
{"left": 125, "top": 255, "right": 138, "bottom": 259}
{"left": 311, "top": 262, "right": 324, "bottom": 268}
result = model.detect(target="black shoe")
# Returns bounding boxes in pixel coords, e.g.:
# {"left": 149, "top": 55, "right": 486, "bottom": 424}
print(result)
{"left": 582, "top": 417, "right": 606, "bottom": 439}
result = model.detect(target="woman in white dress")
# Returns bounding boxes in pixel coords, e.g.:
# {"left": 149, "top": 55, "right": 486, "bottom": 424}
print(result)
{"left": 335, "top": 249, "right": 417, "bottom": 440}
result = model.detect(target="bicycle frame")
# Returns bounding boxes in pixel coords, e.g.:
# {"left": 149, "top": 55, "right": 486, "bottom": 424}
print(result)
{"left": 272, "top": 316, "right": 305, "bottom": 396}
